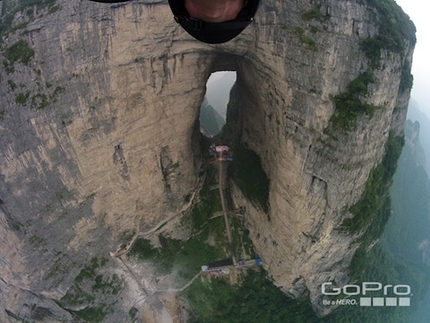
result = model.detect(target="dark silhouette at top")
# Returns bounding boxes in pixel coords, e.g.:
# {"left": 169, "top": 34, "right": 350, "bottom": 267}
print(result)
{"left": 89, "top": 0, "right": 260, "bottom": 43}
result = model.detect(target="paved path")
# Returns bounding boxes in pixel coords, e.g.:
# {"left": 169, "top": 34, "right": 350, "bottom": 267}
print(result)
{"left": 117, "top": 256, "right": 149, "bottom": 296}
{"left": 218, "top": 152, "right": 236, "bottom": 266}
{"left": 152, "top": 272, "right": 202, "bottom": 294}
{"left": 210, "top": 211, "right": 224, "bottom": 219}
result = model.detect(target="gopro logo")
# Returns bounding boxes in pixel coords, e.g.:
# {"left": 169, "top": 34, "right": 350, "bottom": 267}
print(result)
{"left": 321, "top": 282, "right": 412, "bottom": 307}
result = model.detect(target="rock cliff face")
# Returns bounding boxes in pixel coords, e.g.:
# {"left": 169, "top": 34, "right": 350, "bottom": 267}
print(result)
{"left": 0, "top": 0, "right": 414, "bottom": 321}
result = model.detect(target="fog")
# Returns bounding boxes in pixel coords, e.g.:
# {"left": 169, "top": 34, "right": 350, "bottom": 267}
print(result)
{"left": 205, "top": 71, "right": 237, "bottom": 120}
{"left": 395, "top": 0, "right": 430, "bottom": 118}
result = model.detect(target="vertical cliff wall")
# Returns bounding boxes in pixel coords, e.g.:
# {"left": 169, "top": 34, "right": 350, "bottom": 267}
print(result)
{"left": 0, "top": 0, "right": 414, "bottom": 320}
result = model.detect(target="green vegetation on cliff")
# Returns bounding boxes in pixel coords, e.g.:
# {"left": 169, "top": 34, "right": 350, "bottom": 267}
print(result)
{"left": 60, "top": 257, "right": 123, "bottom": 323}
{"left": 301, "top": 7, "right": 326, "bottom": 22}
{"left": 360, "top": 0, "right": 416, "bottom": 66}
{"left": 183, "top": 270, "right": 316, "bottom": 323}
{"left": 331, "top": 71, "right": 378, "bottom": 132}
{"left": 3, "top": 39, "right": 34, "bottom": 73}
{"left": 341, "top": 132, "right": 404, "bottom": 237}
{"left": 3, "top": 39, "right": 34, "bottom": 66}
{"left": 15, "top": 91, "right": 30, "bottom": 105}
{"left": 0, "top": 0, "right": 60, "bottom": 40}
{"left": 13, "top": 85, "right": 64, "bottom": 109}
{"left": 293, "top": 26, "right": 318, "bottom": 51}
{"left": 399, "top": 60, "right": 414, "bottom": 93}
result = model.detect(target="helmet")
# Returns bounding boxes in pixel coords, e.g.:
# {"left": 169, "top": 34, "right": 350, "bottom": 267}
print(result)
{"left": 168, "top": 0, "right": 260, "bottom": 43}
{"left": 89, "top": 0, "right": 132, "bottom": 2}
{"left": 89, "top": 0, "right": 260, "bottom": 44}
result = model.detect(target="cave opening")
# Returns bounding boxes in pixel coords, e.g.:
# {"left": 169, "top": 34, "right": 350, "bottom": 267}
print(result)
{"left": 199, "top": 71, "right": 237, "bottom": 137}
{"left": 190, "top": 54, "right": 270, "bottom": 216}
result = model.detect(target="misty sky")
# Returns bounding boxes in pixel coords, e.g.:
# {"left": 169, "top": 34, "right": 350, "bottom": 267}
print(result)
{"left": 395, "top": 0, "right": 430, "bottom": 118}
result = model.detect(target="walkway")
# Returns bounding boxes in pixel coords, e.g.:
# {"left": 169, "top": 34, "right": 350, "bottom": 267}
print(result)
{"left": 218, "top": 151, "right": 236, "bottom": 266}
{"left": 152, "top": 272, "right": 202, "bottom": 294}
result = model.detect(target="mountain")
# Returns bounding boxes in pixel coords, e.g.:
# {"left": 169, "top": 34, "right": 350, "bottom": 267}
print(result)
{"left": 0, "top": 0, "right": 415, "bottom": 321}
{"left": 199, "top": 97, "right": 225, "bottom": 136}
{"left": 407, "top": 99, "right": 430, "bottom": 174}
{"left": 382, "top": 119, "right": 430, "bottom": 322}
{"left": 384, "top": 120, "right": 430, "bottom": 264}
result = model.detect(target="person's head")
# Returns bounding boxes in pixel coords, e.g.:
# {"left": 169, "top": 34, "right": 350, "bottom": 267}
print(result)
{"left": 184, "top": 0, "right": 245, "bottom": 23}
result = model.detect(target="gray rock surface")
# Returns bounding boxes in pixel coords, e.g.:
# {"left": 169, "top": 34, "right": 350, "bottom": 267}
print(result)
{"left": 0, "top": 0, "right": 414, "bottom": 320}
